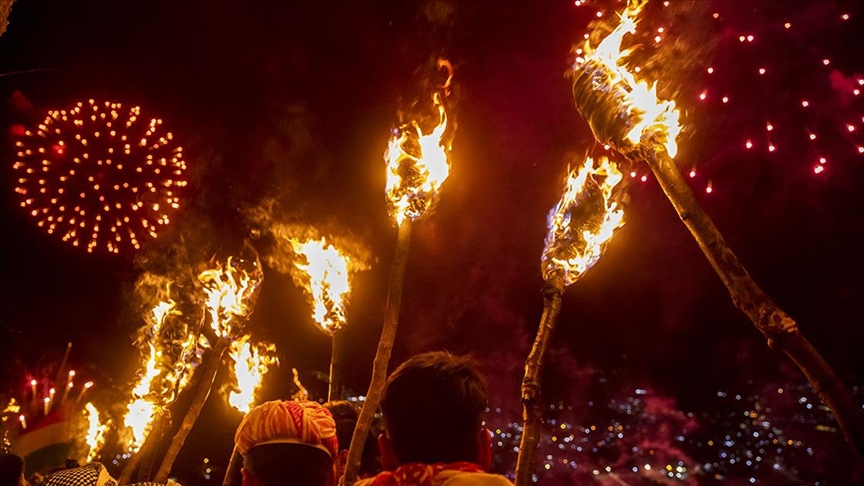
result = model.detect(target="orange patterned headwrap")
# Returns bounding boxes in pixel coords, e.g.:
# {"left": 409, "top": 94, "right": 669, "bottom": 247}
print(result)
{"left": 234, "top": 399, "right": 339, "bottom": 458}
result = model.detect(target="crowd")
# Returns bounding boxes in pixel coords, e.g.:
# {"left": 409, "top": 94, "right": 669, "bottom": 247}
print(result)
{"left": 2, "top": 351, "right": 514, "bottom": 486}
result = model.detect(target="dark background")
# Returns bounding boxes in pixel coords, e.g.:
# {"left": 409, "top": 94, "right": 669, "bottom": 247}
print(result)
{"left": 1, "top": 0, "right": 862, "bottom": 483}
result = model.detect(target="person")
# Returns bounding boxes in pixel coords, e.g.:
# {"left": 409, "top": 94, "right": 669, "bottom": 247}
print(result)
{"left": 41, "top": 461, "right": 182, "bottom": 486}
{"left": 43, "top": 462, "right": 116, "bottom": 486}
{"left": 324, "top": 400, "right": 381, "bottom": 480}
{"left": 234, "top": 399, "right": 339, "bottom": 486}
{"left": 356, "top": 351, "right": 513, "bottom": 485}
{"left": 0, "top": 453, "right": 27, "bottom": 486}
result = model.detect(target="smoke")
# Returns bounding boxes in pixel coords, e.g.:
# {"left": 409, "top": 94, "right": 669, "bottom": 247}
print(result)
{"left": 244, "top": 198, "right": 374, "bottom": 276}
{"left": 577, "top": 1, "right": 717, "bottom": 98}
{"left": 828, "top": 69, "right": 860, "bottom": 108}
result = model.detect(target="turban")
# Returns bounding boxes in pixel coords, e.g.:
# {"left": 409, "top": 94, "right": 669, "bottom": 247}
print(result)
{"left": 234, "top": 400, "right": 338, "bottom": 458}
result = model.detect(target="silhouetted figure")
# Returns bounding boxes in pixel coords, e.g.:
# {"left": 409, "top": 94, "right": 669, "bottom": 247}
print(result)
{"left": 325, "top": 400, "right": 381, "bottom": 480}
{"left": 0, "top": 453, "right": 27, "bottom": 486}
{"left": 356, "top": 351, "right": 513, "bottom": 485}
{"left": 234, "top": 399, "right": 339, "bottom": 486}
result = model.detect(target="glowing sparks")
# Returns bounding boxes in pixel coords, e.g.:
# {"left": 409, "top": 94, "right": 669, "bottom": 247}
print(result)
{"left": 11, "top": 100, "right": 186, "bottom": 254}
{"left": 227, "top": 336, "right": 277, "bottom": 413}
{"left": 84, "top": 402, "right": 109, "bottom": 462}
{"left": 542, "top": 156, "right": 625, "bottom": 286}
{"left": 199, "top": 258, "right": 262, "bottom": 338}
{"left": 385, "top": 61, "right": 454, "bottom": 225}
{"left": 572, "top": 1, "right": 681, "bottom": 159}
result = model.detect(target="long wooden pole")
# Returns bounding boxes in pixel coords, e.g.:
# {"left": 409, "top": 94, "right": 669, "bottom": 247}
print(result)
{"left": 118, "top": 414, "right": 164, "bottom": 485}
{"left": 153, "top": 337, "right": 231, "bottom": 483}
{"left": 136, "top": 415, "right": 166, "bottom": 483}
{"left": 329, "top": 330, "right": 345, "bottom": 402}
{"left": 514, "top": 273, "right": 565, "bottom": 486}
{"left": 644, "top": 146, "right": 864, "bottom": 458}
{"left": 221, "top": 446, "right": 242, "bottom": 486}
{"left": 342, "top": 221, "right": 412, "bottom": 485}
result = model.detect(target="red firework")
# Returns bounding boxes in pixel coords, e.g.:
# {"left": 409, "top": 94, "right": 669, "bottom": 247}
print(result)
{"left": 12, "top": 99, "right": 187, "bottom": 253}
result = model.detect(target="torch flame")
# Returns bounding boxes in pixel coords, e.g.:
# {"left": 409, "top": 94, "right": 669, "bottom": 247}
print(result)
{"left": 385, "top": 92, "right": 452, "bottom": 225}
{"left": 122, "top": 299, "right": 177, "bottom": 452}
{"left": 227, "top": 336, "right": 278, "bottom": 413}
{"left": 290, "top": 237, "right": 358, "bottom": 334}
{"left": 83, "top": 402, "right": 108, "bottom": 462}
{"left": 199, "top": 257, "right": 262, "bottom": 338}
{"left": 3, "top": 398, "right": 20, "bottom": 414}
{"left": 291, "top": 368, "right": 309, "bottom": 401}
{"left": 573, "top": 0, "right": 681, "bottom": 157}
{"left": 542, "top": 156, "right": 625, "bottom": 285}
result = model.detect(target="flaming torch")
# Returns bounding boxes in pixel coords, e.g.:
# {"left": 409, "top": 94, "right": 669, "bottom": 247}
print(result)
{"left": 121, "top": 300, "right": 179, "bottom": 454}
{"left": 226, "top": 336, "right": 277, "bottom": 414}
{"left": 290, "top": 237, "right": 368, "bottom": 401}
{"left": 570, "top": 0, "right": 864, "bottom": 457}
{"left": 119, "top": 297, "right": 199, "bottom": 484}
{"left": 343, "top": 59, "right": 455, "bottom": 485}
{"left": 83, "top": 402, "right": 109, "bottom": 463}
{"left": 154, "top": 257, "right": 263, "bottom": 483}
{"left": 221, "top": 333, "right": 276, "bottom": 486}
{"left": 514, "top": 156, "right": 626, "bottom": 485}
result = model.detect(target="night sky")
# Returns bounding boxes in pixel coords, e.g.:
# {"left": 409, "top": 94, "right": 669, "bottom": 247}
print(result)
{"left": 1, "top": 0, "right": 863, "bottom": 483}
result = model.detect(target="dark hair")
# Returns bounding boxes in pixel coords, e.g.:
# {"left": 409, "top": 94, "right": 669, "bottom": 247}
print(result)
{"left": 243, "top": 443, "right": 332, "bottom": 486}
{"left": 380, "top": 351, "right": 488, "bottom": 465}
{"left": 325, "top": 400, "right": 360, "bottom": 451}
{"left": 0, "top": 453, "right": 25, "bottom": 485}
{"left": 324, "top": 400, "right": 382, "bottom": 476}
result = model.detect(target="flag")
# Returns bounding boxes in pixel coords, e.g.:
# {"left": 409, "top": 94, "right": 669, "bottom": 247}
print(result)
{"left": 11, "top": 403, "right": 74, "bottom": 476}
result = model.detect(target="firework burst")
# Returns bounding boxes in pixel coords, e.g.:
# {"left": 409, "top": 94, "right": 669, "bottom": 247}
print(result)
{"left": 12, "top": 99, "right": 187, "bottom": 253}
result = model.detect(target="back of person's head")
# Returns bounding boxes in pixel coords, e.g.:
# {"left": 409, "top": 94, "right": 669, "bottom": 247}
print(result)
{"left": 0, "top": 453, "right": 26, "bottom": 486}
{"left": 234, "top": 399, "right": 339, "bottom": 486}
{"left": 380, "top": 351, "right": 488, "bottom": 465}
{"left": 243, "top": 443, "right": 332, "bottom": 486}
{"left": 324, "top": 400, "right": 381, "bottom": 478}
{"left": 324, "top": 400, "right": 360, "bottom": 452}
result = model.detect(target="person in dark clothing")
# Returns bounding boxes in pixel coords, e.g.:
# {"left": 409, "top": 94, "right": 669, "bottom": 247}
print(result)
{"left": 356, "top": 351, "right": 513, "bottom": 486}
{"left": 0, "top": 453, "right": 27, "bottom": 486}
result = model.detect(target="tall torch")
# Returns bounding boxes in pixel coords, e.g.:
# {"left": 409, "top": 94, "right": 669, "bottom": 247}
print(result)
{"left": 118, "top": 298, "right": 186, "bottom": 485}
{"left": 221, "top": 335, "right": 278, "bottom": 486}
{"left": 290, "top": 237, "right": 368, "bottom": 401}
{"left": 571, "top": 0, "right": 864, "bottom": 457}
{"left": 342, "top": 59, "right": 454, "bottom": 486}
{"left": 154, "top": 257, "right": 263, "bottom": 483}
{"left": 514, "top": 156, "right": 625, "bottom": 485}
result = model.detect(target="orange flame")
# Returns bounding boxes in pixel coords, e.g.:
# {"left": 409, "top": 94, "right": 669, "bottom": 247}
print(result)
{"left": 573, "top": 0, "right": 681, "bottom": 157}
{"left": 122, "top": 299, "right": 177, "bottom": 451}
{"left": 83, "top": 402, "right": 109, "bottom": 462}
{"left": 290, "top": 237, "right": 365, "bottom": 334}
{"left": 385, "top": 91, "right": 452, "bottom": 225}
{"left": 199, "top": 257, "right": 262, "bottom": 338}
{"left": 291, "top": 368, "right": 309, "bottom": 401}
{"left": 227, "top": 336, "right": 278, "bottom": 413}
{"left": 542, "top": 156, "right": 625, "bottom": 285}
{"left": 3, "top": 398, "right": 20, "bottom": 414}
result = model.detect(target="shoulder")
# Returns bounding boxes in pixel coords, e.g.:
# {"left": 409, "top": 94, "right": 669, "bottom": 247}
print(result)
{"left": 437, "top": 471, "right": 514, "bottom": 485}
{"left": 352, "top": 476, "right": 384, "bottom": 486}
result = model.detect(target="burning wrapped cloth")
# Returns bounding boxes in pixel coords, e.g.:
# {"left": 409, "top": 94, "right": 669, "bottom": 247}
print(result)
{"left": 571, "top": 0, "right": 681, "bottom": 160}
